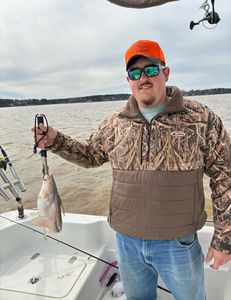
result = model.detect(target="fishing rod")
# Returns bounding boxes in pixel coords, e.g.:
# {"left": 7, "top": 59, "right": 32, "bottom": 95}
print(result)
{"left": 0, "top": 214, "right": 171, "bottom": 294}
{"left": 0, "top": 145, "right": 26, "bottom": 218}
{"left": 0, "top": 214, "right": 119, "bottom": 268}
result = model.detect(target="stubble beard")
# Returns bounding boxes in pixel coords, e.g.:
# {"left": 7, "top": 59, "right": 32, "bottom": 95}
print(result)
{"left": 137, "top": 81, "right": 156, "bottom": 107}
{"left": 139, "top": 96, "right": 157, "bottom": 108}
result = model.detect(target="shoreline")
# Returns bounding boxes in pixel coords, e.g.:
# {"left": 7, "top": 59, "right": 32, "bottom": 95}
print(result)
{"left": 1, "top": 88, "right": 231, "bottom": 108}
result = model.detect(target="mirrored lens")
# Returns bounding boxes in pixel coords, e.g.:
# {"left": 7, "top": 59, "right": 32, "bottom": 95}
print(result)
{"left": 144, "top": 65, "right": 159, "bottom": 77}
{"left": 128, "top": 65, "right": 160, "bottom": 81}
{"left": 128, "top": 69, "right": 142, "bottom": 80}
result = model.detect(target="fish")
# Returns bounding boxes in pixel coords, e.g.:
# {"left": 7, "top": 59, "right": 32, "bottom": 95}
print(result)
{"left": 30, "top": 174, "right": 64, "bottom": 234}
{"left": 107, "top": 0, "right": 178, "bottom": 9}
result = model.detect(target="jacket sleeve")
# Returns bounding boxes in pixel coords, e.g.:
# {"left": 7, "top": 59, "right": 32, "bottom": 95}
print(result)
{"left": 50, "top": 120, "right": 110, "bottom": 168}
{"left": 204, "top": 108, "right": 231, "bottom": 254}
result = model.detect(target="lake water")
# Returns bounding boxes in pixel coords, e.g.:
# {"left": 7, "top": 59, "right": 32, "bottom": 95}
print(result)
{"left": 0, "top": 94, "right": 230, "bottom": 217}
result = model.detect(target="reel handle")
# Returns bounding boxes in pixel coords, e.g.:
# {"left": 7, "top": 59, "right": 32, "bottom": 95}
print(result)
{"left": 211, "top": 0, "right": 215, "bottom": 14}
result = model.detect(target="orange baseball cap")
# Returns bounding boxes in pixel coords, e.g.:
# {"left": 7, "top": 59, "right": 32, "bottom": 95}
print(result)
{"left": 125, "top": 39, "right": 166, "bottom": 70}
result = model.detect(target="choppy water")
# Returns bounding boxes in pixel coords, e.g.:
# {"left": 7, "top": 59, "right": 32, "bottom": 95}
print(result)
{"left": 0, "top": 94, "right": 230, "bottom": 216}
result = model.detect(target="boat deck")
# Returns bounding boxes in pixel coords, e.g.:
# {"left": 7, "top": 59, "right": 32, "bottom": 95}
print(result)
{"left": 0, "top": 210, "right": 230, "bottom": 300}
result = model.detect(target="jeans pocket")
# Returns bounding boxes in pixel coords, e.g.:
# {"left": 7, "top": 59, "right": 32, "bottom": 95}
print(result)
{"left": 175, "top": 233, "right": 198, "bottom": 248}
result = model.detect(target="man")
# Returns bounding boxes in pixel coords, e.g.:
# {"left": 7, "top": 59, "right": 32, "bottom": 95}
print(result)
{"left": 34, "top": 39, "right": 231, "bottom": 300}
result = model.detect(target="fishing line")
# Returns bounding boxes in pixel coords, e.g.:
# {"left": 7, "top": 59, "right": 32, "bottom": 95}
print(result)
{"left": 0, "top": 214, "right": 171, "bottom": 294}
{"left": 0, "top": 214, "right": 118, "bottom": 269}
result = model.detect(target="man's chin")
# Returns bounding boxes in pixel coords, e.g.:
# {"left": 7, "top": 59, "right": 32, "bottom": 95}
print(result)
{"left": 140, "top": 98, "right": 156, "bottom": 107}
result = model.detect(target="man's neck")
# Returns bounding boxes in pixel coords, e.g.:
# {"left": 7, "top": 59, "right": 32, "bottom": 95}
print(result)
{"left": 139, "top": 102, "right": 166, "bottom": 122}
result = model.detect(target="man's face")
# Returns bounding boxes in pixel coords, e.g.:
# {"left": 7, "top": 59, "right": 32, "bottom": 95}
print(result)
{"left": 127, "top": 57, "right": 170, "bottom": 108}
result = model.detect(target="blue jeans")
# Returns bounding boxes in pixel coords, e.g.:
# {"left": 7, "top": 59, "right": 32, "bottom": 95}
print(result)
{"left": 115, "top": 232, "right": 205, "bottom": 300}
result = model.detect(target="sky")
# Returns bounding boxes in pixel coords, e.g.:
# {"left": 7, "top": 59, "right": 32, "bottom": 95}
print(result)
{"left": 0, "top": 0, "right": 230, "bottom": 99}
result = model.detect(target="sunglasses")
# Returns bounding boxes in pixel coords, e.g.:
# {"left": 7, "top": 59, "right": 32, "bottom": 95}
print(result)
{"left": 127, "top": 64, "right": 164, "bottom": 81}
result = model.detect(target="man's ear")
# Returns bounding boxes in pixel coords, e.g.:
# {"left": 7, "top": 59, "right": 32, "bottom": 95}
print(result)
{"left": 164, "top": 67, "right": 170, "bottom": 82}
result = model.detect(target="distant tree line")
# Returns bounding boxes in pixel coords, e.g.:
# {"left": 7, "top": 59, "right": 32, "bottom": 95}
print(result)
{"left": 0, "top": 88, "right": 230, "bottom": 107}
{"left": 182, "top": 88, "right": 231, "bottom": 96}
{"left": 0, "top": 94, "right": 129, "bottom": 107}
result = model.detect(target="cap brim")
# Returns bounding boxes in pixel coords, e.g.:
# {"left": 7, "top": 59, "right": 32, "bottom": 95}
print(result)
{"left": 126, "top": 55, "right": 162, "bottom": 70}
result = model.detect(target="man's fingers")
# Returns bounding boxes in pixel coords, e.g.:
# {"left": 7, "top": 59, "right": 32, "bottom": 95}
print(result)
{"left": 38, "top": 123, "right": 46, "bottom": 131}
{"left": 31, "top": 124, "right": 56, "bottom": 149}
{"left": 206, "top": 247, "right": 231, "bottom": 270}
{"left": 210, "top": 261, "right": 219, "bottom": 269}
{"left": 209, "top": 256, "right": 225, "bottom": 269}
{"left": 207, "top": 253, "right": 227, "bottom": 269}
{"left": 31, "top": 125, "right": 48, "bottom": 135}
{"left": 206, "top": 247, "right": 221, "bottom": 269}
{"left": 205, "top": 248, "right": 213, "bottom": 262}
{"left": 31, "top": 126, "right": 48, "bottom": 147}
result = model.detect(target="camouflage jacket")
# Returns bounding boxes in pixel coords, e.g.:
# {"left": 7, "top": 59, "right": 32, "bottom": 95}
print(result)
{"left": 51, "top": 86, "right": 231, "bottom": 253}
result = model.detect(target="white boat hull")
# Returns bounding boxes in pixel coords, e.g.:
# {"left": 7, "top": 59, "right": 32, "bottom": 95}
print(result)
{"left": 0, "top": 210, "right": 230, "bottom": 300}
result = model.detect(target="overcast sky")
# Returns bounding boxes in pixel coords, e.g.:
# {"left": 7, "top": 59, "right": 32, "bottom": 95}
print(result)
{"left": 0, "top": 0, "right": 230, "bottom": 99}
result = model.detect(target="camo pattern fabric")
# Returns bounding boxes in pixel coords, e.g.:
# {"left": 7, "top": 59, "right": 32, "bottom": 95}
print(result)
{"left": 51, "top": 86, "right": 231, "bottom": 254}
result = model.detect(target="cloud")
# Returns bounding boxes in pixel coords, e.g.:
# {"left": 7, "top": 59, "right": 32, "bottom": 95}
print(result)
{"left": 0, "top": 0, "right": 230, "bottom": 99}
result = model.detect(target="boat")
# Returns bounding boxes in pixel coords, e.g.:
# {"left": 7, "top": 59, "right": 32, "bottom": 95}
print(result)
{"left": 107, "top": 0, "right": 220, "bottom": 30}
{"left": 0, "top": 209, "right": 231, "bottom": 300}
{"left": 107, "top": 0, "right": 178, "bottom": 9}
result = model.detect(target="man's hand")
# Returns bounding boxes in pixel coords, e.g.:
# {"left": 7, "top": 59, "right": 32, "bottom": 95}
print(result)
{"left": 32, "top": 123, "right": 57, "bottom": 149}
{"left": 206, "top": 246, "right": 231, "bottom": 269}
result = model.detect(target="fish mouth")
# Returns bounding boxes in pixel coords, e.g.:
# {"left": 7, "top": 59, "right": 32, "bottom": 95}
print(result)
{"left": 43, "top": 174, "right": 52, "bottom": 180}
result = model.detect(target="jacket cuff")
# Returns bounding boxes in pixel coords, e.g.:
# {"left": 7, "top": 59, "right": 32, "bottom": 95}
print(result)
{"left": 50, "top": 131, "right": 69, "bottom": 152}
{"left": 211, "top": 234, "right": 231, "bottom": 254}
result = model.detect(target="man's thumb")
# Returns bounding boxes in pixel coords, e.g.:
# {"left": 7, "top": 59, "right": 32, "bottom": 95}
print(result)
{"left": 206, "top": 247, "right": 213, "bottom": 262}
{"left": 38, "top": 123, "right": 46, "bottom": 132}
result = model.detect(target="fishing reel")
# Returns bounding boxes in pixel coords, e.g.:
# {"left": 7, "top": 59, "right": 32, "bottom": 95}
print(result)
{"left": 190, "top": 0, "right": 220, "bottom": 30}
{"left": 0, "top": 157, "right": 7, "bottom": 171}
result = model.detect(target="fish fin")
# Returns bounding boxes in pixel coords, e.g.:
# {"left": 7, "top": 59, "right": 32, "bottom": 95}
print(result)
{"left": 47, "top": 202, "right": 62, "bottom": 233}
{"left": 61, "top": 198, "right": 65, "bottom": 216}
{"left": 29, "top": 216, "right": 49, "bottom": 228}
{"left": 51, "top": 174, "right": 65, "bottom": 216}
{"left": 57, "top": 193, "right": 65, "bottom": 216}
{"left": 43, "top": 228, "right": 49, "bottom": 239}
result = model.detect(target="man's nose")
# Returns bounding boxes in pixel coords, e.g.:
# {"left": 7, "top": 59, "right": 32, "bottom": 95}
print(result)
{"left": 139, "top": 71, "right": 148, "bottom": 80}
